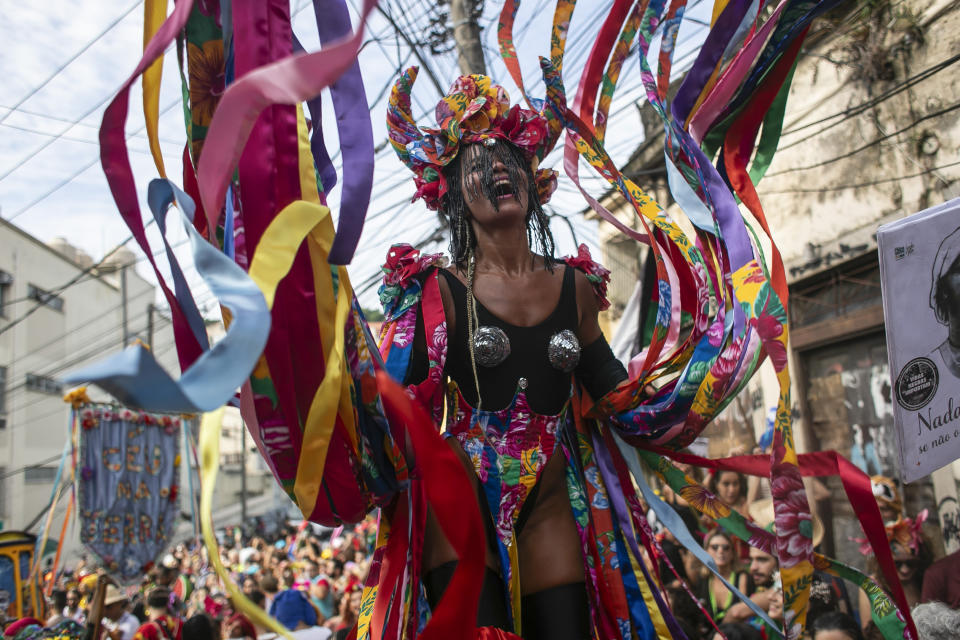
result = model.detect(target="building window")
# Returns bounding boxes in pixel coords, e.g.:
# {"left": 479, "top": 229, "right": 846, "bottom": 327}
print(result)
{"left": 27, "top": 284, "right": 63, "bottom": 312}
{"left": 23, "top": 467, "right": 57, "bottom": 484}
{"left": 25, "top": 373, "right": 62, "bottom": 396}
{"left": 0, "top": 270, "right": 11, "bottom": 318}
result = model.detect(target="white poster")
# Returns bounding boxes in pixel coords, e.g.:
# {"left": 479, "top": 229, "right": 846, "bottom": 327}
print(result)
{"left": 878, "top": 197, "right": 960, "bottom": 483}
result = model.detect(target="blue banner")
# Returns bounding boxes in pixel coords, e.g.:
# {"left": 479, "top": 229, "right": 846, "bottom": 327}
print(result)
{"left": 77, "top": 404, "right": 181, "bottom": 583}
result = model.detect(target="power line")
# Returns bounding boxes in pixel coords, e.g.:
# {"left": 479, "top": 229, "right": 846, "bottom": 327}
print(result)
{"left": 0, "top": 232, "right": 149, "bottom": 337}
{"left": 0, "top": 103, "right": 183, "bottom": 146}
{"left": 0, "top": 120, "right": 182, "bottom": 157}
{"left": 757, "top": 159, "right": 960, "bottom": 195}
{"left": 0, "top": 0, "right": 144, "bottom": 126}
{"left": 0, "top": 32, "right": 179, "bottom": 187}
{"left": 765, "top": 100, "right": 960, "bottom": 177}
{"left": 6, "top": 97, "right": 182, "bottom": 222}
{"left": 3, "top": 287, "right": 158, "bottom": 372}
{"left": 775, "top": 52, "right": 960, "bottom": 152}
{"left": 0, "top": 454, "right": 66, "bottom": 480}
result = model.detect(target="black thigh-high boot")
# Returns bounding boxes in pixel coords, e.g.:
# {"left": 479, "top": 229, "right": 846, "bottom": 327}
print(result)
{"left": 520, "top": 582, "right": 590, "bottom": 640}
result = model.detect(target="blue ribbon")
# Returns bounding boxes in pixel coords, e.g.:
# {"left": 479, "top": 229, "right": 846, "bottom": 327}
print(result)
{"left": 64, "top": 179, "right": 270, "bottom": 413}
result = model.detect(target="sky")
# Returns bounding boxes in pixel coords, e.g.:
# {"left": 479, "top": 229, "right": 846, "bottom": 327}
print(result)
{"left": 0, "top": 0, "right": 712, "bottom": 316}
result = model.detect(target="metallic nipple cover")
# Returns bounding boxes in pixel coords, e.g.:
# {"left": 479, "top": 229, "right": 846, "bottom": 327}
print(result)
{"left": 474, "top": 325, "right": 511, "bottom": 367}
{"left": 547, "top": 329, "right": 580, "bottom": 372}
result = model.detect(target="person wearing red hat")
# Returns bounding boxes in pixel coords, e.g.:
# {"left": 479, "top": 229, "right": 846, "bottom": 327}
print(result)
{"left": 222, "top": 613, "right": 256, "bottom": 640}
{"left": 308, "top": 578, "right": 335, "bottom": 622}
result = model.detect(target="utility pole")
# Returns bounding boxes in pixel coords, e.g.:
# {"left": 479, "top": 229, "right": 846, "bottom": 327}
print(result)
{"left": 120, "top": 266, "right": 129, "bottom": 347}
{"left": 240, "top": 422, "right": 248, "bottom": 525}
{"left": 146, "top": 303, "right": 154, "bottom": 349}
{"left": 450, "top": 0, "right": 486, "bottom": 75}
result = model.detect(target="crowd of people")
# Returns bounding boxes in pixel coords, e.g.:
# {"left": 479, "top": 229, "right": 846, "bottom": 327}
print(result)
{"left": 643, "top": 465, "right": 960, "bottom": 639}
{"left": 4, "top": 517, "right": 376, "bottom": 640}
{"left": 5, "top": 467, "right": 960, "bottom": 640}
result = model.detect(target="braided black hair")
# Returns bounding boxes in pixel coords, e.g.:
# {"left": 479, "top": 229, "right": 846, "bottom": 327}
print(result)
{"left": 439, "top": 139, "right": 555, "bottom": 270}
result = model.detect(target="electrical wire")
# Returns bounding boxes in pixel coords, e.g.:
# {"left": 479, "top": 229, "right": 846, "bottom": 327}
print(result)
{"left": 6, "top": 97, "right": 183, "bottom": 222}
{"left": 0, "top": 37, "right": 179, "bottom": 185}
{"left": 0, "top": 454, "right": 67, "bottom": 480}
{"left": 0, "top": 103, "right": 184, "bottom": 146}
{"left": 765, "top": 100, "right": 960, "bottom": 177}
{"left": 775, "top": 52, "right": 960, "bottom": 152}
{"left": 0, "top": 0, "right": 145, "bottom": 126}
{"left": 757, "top": 159, "right": 960, "bottom": 195}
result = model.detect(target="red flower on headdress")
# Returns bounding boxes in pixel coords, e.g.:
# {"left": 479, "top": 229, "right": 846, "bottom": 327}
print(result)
{"left": 395, "top": 72, "right": 558, "bottom": 211}
{"left": 412, "top": 171, "right": 448, "bottom": 211}
{"left": 499, "top": 106, "right": 548, "bottom": 155}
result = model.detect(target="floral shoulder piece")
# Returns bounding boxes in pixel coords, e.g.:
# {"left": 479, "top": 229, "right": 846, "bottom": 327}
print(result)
{"left": 378, "top": 243, "right": 449, "bottom": 321}
{"left": 561, "top": 243, "right": 611, "bottom": 311}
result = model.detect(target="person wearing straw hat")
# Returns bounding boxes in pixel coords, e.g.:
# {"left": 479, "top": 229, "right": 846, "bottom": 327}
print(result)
{"left": 101, "top": 585, "right": 138, "bottom": 640}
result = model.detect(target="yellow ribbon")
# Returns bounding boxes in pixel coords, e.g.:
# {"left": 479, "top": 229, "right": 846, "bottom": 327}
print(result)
{"left": 199, "top": 408, "right": 293, "bottom": 640}
{"left": 142, "top": 0, "right": 167, "bottom": 177}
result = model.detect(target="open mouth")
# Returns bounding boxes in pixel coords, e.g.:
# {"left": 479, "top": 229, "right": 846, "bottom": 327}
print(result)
{"left": 493, "top": 178, "right": 514, "bottom": 200}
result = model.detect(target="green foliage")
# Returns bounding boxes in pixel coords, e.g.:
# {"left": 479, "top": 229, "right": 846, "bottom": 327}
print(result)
{"left": 363, "top": 307, "right": 385, "bottom": 322}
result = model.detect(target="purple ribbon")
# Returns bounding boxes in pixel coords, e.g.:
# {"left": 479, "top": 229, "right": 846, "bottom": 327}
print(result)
{"left": 311, "top": 0, "right": 375, "bottom": 265}
{"left": 672, "top": 0, "right": 753, "bottom": 123}
{"left": 292, "top": 35, "right": 338, "bottom": 197}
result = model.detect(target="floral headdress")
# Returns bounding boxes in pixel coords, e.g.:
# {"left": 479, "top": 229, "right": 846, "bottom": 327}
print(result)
{"left": 386, "top": 68, "right": 563, "bottom": 211}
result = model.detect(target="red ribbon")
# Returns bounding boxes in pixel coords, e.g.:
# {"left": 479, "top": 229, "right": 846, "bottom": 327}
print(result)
{"left": 376, "top": 371, "right": 485, "bottom": 640}
{"left": 721, "top": 30, "right": 808, "bottom": 308}
{"left": 99, "top": 0, "right": 204, "bottom": 371}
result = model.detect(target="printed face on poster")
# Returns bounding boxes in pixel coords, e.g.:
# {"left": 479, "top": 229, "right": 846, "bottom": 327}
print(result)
{"left": 78, "top": 405, "right": 181, "bottom": 582}
{"left": 879, "top": 197, "right": 960, "bottom": 483}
